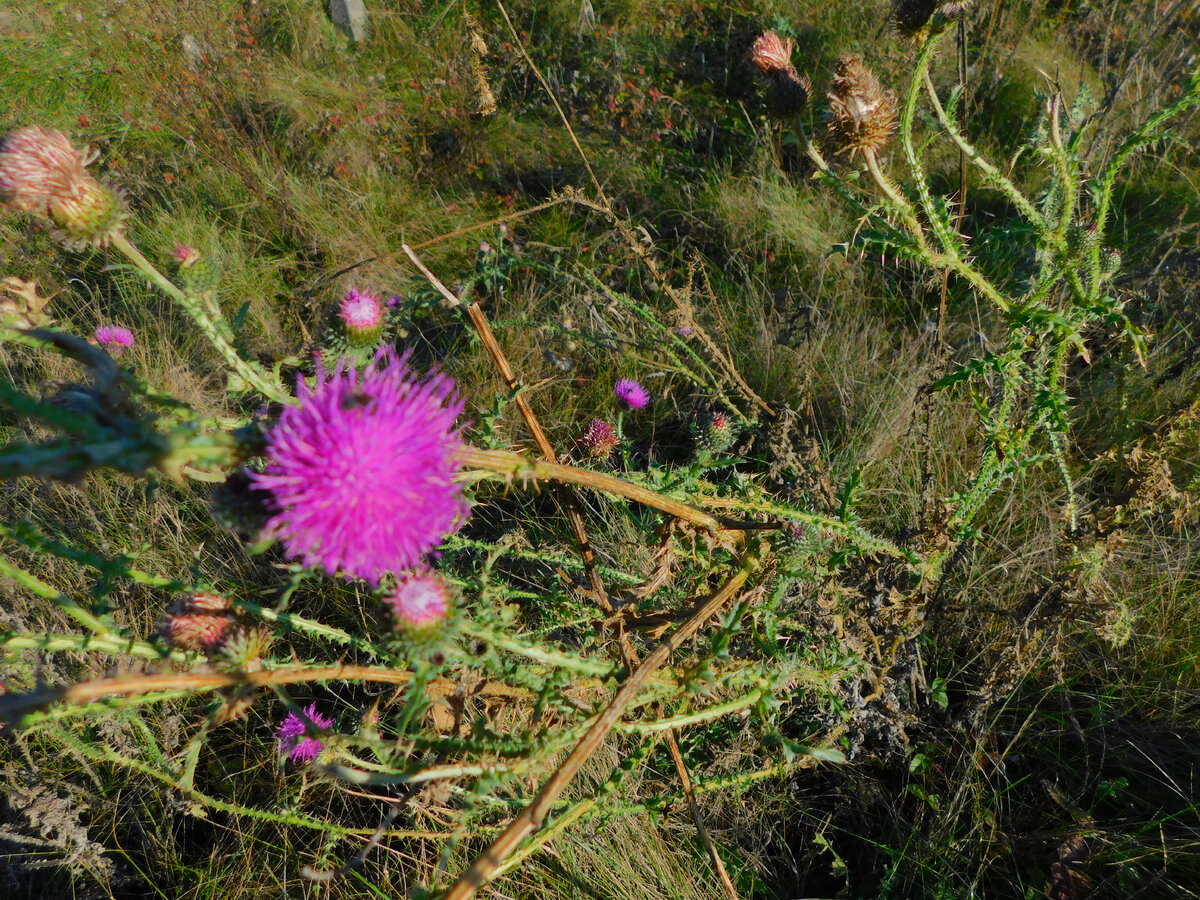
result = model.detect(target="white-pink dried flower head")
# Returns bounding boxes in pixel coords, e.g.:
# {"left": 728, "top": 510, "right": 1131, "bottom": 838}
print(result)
{"left": 0, "top": 126, "right": 125, "bottom": 248}
{"left": 751, "top": 32, "right": 795, "bottom": 75}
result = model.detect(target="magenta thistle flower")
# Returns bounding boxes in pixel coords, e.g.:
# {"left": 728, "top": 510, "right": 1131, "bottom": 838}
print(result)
{"left": 579, "top": 418, "right": 619, "bottom": 459}
{"left": 277, "top": 703, "right": 333, "bottom": 764}
{"left": 339, "top": 288, "right": 382, "bottom": 330}
{"left": 338, "top": 288, "right": 384, "bottom": 347}
{"left": 614, "top": 378, "right": 649, "bottom": 411}
{"left": 385, "top": 568, "right": 454, "bottom": 636}
{"left": 252, "top": 349, "right": 469, "bottom": 586}
{"left": 94, "top": 324, "right": 134, "bottom": 356}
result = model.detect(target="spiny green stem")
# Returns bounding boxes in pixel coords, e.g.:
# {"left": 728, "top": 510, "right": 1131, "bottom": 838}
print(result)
{"left": 109, "top": 232, "right": 289, "bottom": 403}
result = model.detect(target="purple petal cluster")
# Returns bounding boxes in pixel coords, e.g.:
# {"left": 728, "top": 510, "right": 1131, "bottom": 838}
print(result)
{"left": 95, "top": 324, "right": 134, "bottom": 353}
{"left": 613, "top": 378, "right": 649, "bottom": 410}
{"left": 277, "top": 703, "right": 333, "bottom": 764}
{"left": 386, "top": 568, "right": 453, "bottom": 634}
{"left": 338, "top": 288, "right": 383, "bottom": 331}
{"left": 252, "top": 349, "right": 469, "bottom": 585}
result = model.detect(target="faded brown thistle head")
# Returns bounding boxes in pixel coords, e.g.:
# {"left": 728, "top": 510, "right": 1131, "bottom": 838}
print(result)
{"left": 0, "top": 126, "right": 126, "bottom": 249}
{"left": 891, "top": 0, "right": 972, "bottom": 42}
{"left": 751, "top": 32, "right": 811, "bottom": 118}
{"left": 826, "top": 55, "right": 899, "bottom": 160}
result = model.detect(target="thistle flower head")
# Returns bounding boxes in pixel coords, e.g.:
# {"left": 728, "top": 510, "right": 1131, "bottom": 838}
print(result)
{"left": 751, "top": 32, "right": 795, "bottom": 75}
{"left": 158, "top": 593, "right": 236, "bottom": 653}
{"left": 614, "top": 378, "right": 649, "bottom": 411}
{"left": 751, "top": 32, "right": 810, "bottom": 118}
{"left": 94, "top": 324, "right": 134, "bottom": 356}
{"left": 252, "top": 349, "right": 469, "bottom": 586}
{"left": 337, "top": 288, "right": 385, "bottom": 348}
{"left": 697, "top": 410, "right": 736, "bottom": 454}
{"left": 826, "top": 55, "right": 899, "bottom": 160}
{"left": 173, "top": 243, "right": 201, "bottom": 267}
{"left": 0, "top": 126, "right": 125, "bottom": 248}
{"left": 580, "top": 418, "right": 620, "bottom": 459}
{"left": 385, "top": 568, "right": 454, "bottom": 637}
{"left": 277, "top": 703, "right": 333, "bottom": 765}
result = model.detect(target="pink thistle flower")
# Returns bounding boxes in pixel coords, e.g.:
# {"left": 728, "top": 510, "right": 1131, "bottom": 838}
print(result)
{"left": 338, "top": 288, "right": 384, "bottom": 347}
{"left": 277, "top": 703, "right": 333, "bottom": 765}
{"left": 751, "top": 32, "right": 795, "bottom": 75}
{"left": 173, "top": 243, "right": 200, "bottom": 267}
{"left": 252, "top": 349, "right": 469, "bottom": 586}
{"left": 385, "top": 568, "right": 454, "bottom": 636}
{"left": 614, "top": 378, "right": 649, "bottom": 411}
{"left": 0, "top": 126, "right": 125, "bottom": 248}
{"left": 579, "top": 418, "right": 619, "bottom": 459}
{"left": 94, "top": 324, "right": 134, "bottom": 356}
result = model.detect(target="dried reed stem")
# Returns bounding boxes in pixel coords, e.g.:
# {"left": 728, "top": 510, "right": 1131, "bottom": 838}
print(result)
{"left": 459, "top": 446, "right": 725, "bottom": 533}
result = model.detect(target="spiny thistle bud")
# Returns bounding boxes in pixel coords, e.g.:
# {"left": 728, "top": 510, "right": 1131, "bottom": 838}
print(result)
{"left": 0, "top": 126, "right": 126, "bottom": 249}
{"left": 827, "top": 55, "right": 899, "bottom": 160}
{"left": 1101, "top": 247, "right": 1121, "bottom": 280}
{"left": 385, "top": 568, "right": 455, "bottom": 646}
{"left": 175, "top": 244, "right": 220, "bottom": 298}
{"left": 159, "top": 592, "right": 236, "bottom": 653}
{"left": 338, "top": 288, "right": 385, "bottom": 348}
{"left": 696, "top": 410, "right": 737, "bottom": 454}
{"left": 580, "top": 418, "right": 620, "bottom": 459}
{"left": 751, "top": 32, "right": 811, "bottom": 119}
{"left": 218, "top": 624, "right": 273, "bottom": 670}
{"left": 774, "top": 520, "right": 810, "bottom": 559}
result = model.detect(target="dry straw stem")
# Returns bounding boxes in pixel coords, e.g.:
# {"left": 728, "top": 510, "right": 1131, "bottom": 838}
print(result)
{"left": 442, "top": 554, "right": 760, "bottom": 900}
{"left": 459, "top": 446, "right": 726, "bottom": 534}
{"left": 668, "top": 727, "right": 742, "bottom": 900}
{"left": 403, "top": 244, "right": 613, "bottom": 622}
{"left": 0, "top": 664, "right": 526, "bottom": 727}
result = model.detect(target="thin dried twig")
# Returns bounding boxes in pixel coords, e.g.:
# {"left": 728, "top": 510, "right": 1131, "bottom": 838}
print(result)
{"left": 403, "top": 245, "right": 613, "bottom": 616}
{"left": 668, "top": 730, "right": 742, "bottom": 900}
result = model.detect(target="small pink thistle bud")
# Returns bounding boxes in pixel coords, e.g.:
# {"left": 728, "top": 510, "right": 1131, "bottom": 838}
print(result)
{"left": 338, "top": 288, "right": 384, "bottom": 347}
{"left": 580, "top": 418, "right": 620, "bottom": 459}
{"left": 385, "top": 569, "right": 454, "bottom": 639}
{"left": 614, "top": 378, "right": 649, "bottom": 411}
{"left": 0, "top": 126, "right": 126, "bottom": 249}
{"left": 94, "top": 324, "right": 134, "bottom": 356}
{"left": 158, "top": 593, "right": 236, "bottom": 652}
{"left": 698, "top": 411, "right": 736, "bottom": 454}
{"left": 775, "top": 520, "right": 810, "bottom": 558}
{"left": 173, "top": 243, "right": 201, "bottom": 267}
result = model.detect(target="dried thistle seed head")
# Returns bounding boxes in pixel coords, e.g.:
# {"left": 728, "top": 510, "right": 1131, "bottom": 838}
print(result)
{"left": 826, "top": 55, "right": 899, "bottom": 159}
{"left": 766, "top": 68, "right": 812, "bottom": 119}
{"left": 751, "top": 31, "right": 795, "bottom": 75}
{"left": 0, "top": 126, "right": 126, "bottom": 248}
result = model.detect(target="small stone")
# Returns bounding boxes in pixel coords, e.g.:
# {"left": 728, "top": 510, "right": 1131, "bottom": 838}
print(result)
{"left": 180, "top": 34, "right": 206, "bottom": 70}
{"left": 330, "top": 0, "right": 368, "bottom": 42}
